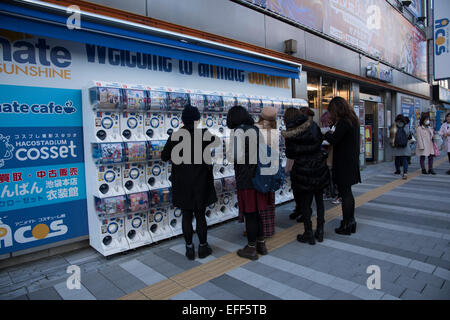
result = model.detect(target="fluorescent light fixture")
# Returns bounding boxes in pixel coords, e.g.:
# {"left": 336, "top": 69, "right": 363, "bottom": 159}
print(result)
{"left": 307, "top": 86, "right": 318, "bottom": 91}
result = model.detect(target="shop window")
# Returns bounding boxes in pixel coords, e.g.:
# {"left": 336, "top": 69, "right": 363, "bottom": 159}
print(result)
{"left": 337, "top": 80, "right": 350, "bottom": 103}
{"left": 321, "top": 77, "right": 334, "bottom": 114}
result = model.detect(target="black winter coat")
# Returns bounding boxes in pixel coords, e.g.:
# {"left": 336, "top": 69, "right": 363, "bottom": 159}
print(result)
{"left": 324, "top": 119, "right": 361, "bottom": 187}
{"left": 282, "top": 116, "right": 329, "bottom": 192}
{"left": 231, "top": 124, "right": 259, "bottom": 190}
{"left": 161, "top": 125, "right": 218, "bottom": 210}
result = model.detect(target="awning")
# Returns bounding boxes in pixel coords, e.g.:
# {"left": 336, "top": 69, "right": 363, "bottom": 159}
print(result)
{"left": 0, "top": 1, "right": 301, "bottom": 79}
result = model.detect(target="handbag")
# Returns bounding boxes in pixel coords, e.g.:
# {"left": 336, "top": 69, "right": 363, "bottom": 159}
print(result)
{"left": 433, "top": 142, "right": 440, "bottom": 157}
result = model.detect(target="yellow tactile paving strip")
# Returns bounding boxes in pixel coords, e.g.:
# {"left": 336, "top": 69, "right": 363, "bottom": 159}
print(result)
{"left": 118, "top": 158, "right": 447, "bottom": 300}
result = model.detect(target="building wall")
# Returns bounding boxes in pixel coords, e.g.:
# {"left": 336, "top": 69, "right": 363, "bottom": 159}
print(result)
{"left": 87, "top": 0, "right": 431, "bottom": 98}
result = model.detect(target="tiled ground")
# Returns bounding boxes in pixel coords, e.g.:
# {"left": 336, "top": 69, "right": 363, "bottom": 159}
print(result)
{"left": 1, "top": 156, "right": 449, "bottom": 300}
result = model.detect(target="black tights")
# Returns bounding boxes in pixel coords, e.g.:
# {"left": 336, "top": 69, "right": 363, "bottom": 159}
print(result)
{"left": 181, "top": 208, "right": 207, "bottom": 245}
{"left": 295, "top": 189, "right": 325, "bottom": 229}
{"left": 244, "top": 211, "right": 264, "bottom": 245}
{"left": 337, "top": 184, "right": 355, "bottom": 223}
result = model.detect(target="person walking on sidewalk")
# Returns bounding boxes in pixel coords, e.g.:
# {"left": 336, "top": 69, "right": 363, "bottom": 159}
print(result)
{"left": 390, "top": 114, "right": 411, "bottom": 180}
{"left": 439, "top": 112, "right": 450, "bottom": 175}
{"left": 255, "top": 106, "right": 278, "bottom": 238}
{"left": 161, "top": 105, "right": 217, "bottom": 260}
{"left": 282, "top": 107, "right": 329, "bottom": 245}
{"left": 416, "top": 112, "right": 436, "bottom": 175}
{"left": 323, "top": 97, "right": 361, "bottom": 236}
{"left": 226, "top": 106, "right": 269, "bottom": 260}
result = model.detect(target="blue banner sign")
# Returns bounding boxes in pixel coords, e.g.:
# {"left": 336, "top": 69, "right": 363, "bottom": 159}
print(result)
{"left": 0, "top": 84, "right": 88, "bottom": 254}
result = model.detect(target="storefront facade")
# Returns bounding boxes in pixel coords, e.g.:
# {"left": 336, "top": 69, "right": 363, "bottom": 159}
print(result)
{"left": 0, "top": 0, "right": 434, "bottom": 262}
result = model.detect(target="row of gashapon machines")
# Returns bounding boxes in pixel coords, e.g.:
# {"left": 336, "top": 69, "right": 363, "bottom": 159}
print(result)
{"left": 83, "top": 81, "right": 306, "bottom": 256}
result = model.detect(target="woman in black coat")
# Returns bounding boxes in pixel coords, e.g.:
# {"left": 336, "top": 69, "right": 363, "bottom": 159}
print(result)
{"left": 323, "top": 96, "right": 361, "bottom": 235}
{"left": 161, "top": 105, "right": 218, "bottom": 260}
{"left": 282, "top": 107, "right": 329, "bottom": 245}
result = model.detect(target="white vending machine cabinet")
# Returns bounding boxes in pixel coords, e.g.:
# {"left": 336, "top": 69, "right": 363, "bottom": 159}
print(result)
{"left": 148, "top": 206, "right": 173, "bottom": 242}
{"left": 122, "top": 162, "right": 148, "bottom": 194}
{"left": 120, "top": 112, "right": 145, "bottom": 141}
{"left": 146, "top": 160, "right": 170, "bottom": 190}
{"left": 168, "top": 205, "right": 183, "bottom": 236}
{"left": 125, "top": 212, "right": 152, "bottom": 249}
{"left": 98, "top": 215, "right": 129, "bottom": 255}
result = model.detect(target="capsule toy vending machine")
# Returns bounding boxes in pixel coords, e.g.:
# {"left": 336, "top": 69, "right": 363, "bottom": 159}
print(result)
{"left": 220, "top": 92, "right": 236, "bottom": 138}
{"left": 248, "top": 95, "right": 262, "bottom": 122}
{"left": 188, "top": 89, "right": 205, "bottom": 129}
{"left": 165, "top": 87, "right": 189, "bottom": 136}
{"left": 84, "top": 81, "right": 131, "bottom": 255}
{"left": 202, "top": 91, "right": 224, "bottom": 137}
{"left": 273, "top": 98, "right": 284, "bottom": 132}
{"left": 148, "top": 189, "right": 173, "bottom": 241}
{"left": 120, "top": 84, "right": 147, "bottom": 142}
{"left": 220, "top": 177, "right": 237, "bottom": 221}
{"left": 168, "top": 205, "right": 183, "bottom": 236}
{"left": 122, "top": 141, "right": 148, "bottom": 194}
{"left": 144, "top": 86, "right": 168, "bottom": 141}
{"left": 205, "top": 179, "right": 223, "bottom": 226}
{"left": 145, "top": 140, "right": 170, "bottom": 190}
{"left": 124, "top": 191, "right": 152, "bottom": 248}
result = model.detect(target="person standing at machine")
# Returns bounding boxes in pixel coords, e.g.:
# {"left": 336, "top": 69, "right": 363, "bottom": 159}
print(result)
{"left": 323, "top": 97, "right": 361, "bottom": 235}
{"left": 438, "top": 112, "right": 450, "bottom": 175}
{"left": 416, "top": 112, "right": 436, "bottom": 175}
{"left": 226, "top": 106, "right": 269, "bottom": 260}
{"left": 255, "top": 106, "right": 278, "bottom": 238}
{"left": 390, "top": 114, "right": 411, "bottom": 180}
{"left": 161, "top": 105, "right": 217, "bottom": 260}
{"left": 282, "top": 107, "right": 329, "bottom": 244}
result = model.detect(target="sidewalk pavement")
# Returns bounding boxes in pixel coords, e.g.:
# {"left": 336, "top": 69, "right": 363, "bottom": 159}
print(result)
{"left": 1, "top": 156, "right": 449, "bottom": 300}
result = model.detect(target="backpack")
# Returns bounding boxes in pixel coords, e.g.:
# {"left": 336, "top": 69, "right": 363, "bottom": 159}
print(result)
{"left": 252, "top": 143, "right": 285, "bottom": 193}
{"left": 394, "top": 126, "right": 408, "bottom": 148}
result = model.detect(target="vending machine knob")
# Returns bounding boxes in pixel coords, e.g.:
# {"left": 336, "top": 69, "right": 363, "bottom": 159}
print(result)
{"left": 96, "top": 130, "right": 107, "bottom": 141}
{"left": 127, "top": 230, "right": 136, "bottom": 239}
{"left": 102, "top": 235, "right": 112, "bottom": 246}
{"left": 150, "top": 224, "right": 158, "bottom": 233}
{"left": 125, "top": 180, "right": 134, "bottom": 190}
{"left": 167, "top": 128, "right": 173, "bottom": 135}
{"left": 148, "top": 177, "right": 155, "bottom": 186}
{"left": 122, "top": 129, "right": 131, "bottom": 139}
{"left": 99, "top": 184, "right": 109, "bottom": 194}
{"left": 146, "top": 128, "right": 154, "bottom": 138}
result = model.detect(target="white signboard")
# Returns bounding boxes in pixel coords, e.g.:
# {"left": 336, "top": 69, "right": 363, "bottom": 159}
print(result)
{"left": 0, "top": 29, "right": 292, "bottom": 98}
{"left": 434, "top": 0, "right": 450, "bottom": 80}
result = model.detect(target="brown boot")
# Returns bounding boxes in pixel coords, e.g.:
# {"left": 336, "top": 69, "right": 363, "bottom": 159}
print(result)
{"left": 237, "top": 244, "right": 258, "bottom": 260}
{"left": 256, "top": 240, "right": 268, "bottom": 255}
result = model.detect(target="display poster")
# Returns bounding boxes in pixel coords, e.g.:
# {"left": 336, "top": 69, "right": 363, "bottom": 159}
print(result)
{"left": 378, "top": 128, "right": 384, "bottom": 149}
{"left": 401, "top": 96, "right": 415, "bottom": 131}
{"left": 0, "top": 85, "right": 88, "bottom": 254}
{"left": 387, "top": 110, "right": 392, "bottom": 128}
{"left": 433, "top": 0, "right": 450, "bottom": 80}
{"left": 365, "top": 125, "right": 373, "bottom": 159}
{"left": 360, "top": 126, "right": 365, "bottom": 154}
{"left": 378, "top": 103, "right": 385, "bottom": 127}
{"left": 247, "top": 0, "right": 427, "bottom": 79}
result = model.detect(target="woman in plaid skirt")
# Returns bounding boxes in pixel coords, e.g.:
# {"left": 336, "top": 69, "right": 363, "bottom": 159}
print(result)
{"left": 255, "top": 106, "right": 278, "bottom": 238}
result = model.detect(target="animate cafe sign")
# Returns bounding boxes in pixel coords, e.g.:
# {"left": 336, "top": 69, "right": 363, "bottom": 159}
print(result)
{"left": 0, "top": 30, "right": 291, "bottom": 96}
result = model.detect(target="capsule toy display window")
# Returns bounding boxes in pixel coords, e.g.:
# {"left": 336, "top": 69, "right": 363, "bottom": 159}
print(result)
{"left": 95, "top": 195, "right": 127, "bottom": 216}
{"left": 236, "top": 97, "right": 250, "bottom": 110}
{"left": 189, "top": 93, "right": 205, "bottom": 110}
{"left": 123, "top": 89, "right": 148, "bottom": 111}
{"left": 167, "top": 92, "right": 189, "bottom": 111}
{"left": 223, "top": 96, "right": 237, "bottom": 111}
{"left": 249, "top": 98, "right": 262, "bottom": 114}
{"left": 92, "top": 143, "right": 124, "bottom": 165}
{"left": 204, "top": 94, "right": 224, "bottom": 112}
{"left": 124, "top": 142, "right": 147, "bottom": 162}
{"left": 150, "top": 90, "right": 168, "bottom": 110}
{"left": 127, "top": 192, "right": 149, "bottom": 212}
{"left": 90, "top": 86, "right": 123, "bottom": 110}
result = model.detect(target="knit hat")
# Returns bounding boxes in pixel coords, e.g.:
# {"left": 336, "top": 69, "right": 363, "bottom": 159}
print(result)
{"left": 181, "top": 105, "right": 200, "bottom": 124}
{"left": 261, "top": 106, "right": 277, "bottom": 121}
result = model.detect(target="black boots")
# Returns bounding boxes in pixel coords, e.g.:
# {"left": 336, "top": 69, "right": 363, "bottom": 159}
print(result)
{"left": 185, "top": 244, "right": 195, "bottom": 260}
{"left": 256, "top": 240, "right": 268, "bottom": 255}
{"left": 422, "top": 169, "right": 428, "bottom": 174}
{"left": 314, "top": 223, "right": 324, "bottom": 242}
{"left": 297, "top": 221, "right": 315, "bottom": 245}
{"left": 198, "top": 243, "right": 212, "bottom": 259}
{"left": 335, "top": 220, "right": 352, "bottom": 235}
{"left": 237, "top": 244, "right": 258, "bottom": 260}
{"left": 428, "top": 169, "right": 436, "bottom": 175}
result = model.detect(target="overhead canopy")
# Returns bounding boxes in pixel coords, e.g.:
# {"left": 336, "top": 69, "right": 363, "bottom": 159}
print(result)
{"left": 0, "top": 1, "right": 301, "bottom": 79}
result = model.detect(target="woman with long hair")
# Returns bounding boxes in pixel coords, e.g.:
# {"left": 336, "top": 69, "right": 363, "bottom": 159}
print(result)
{"left": 255, "top": 106, "right": 278, "bottom": 238}
{"left": 416, "top": 112, "right": 436, "bottom": 174}
{"left": 226, "top": 106, "right": 270, "bottom": 260}
{"left": 323, "top": 97, "right": 361, "bottom": 235}
{"left": 438, "top": 112, "right": 450, "bottom": 175}
{"left": 282, "top": 107, "right": 329, "bottom": 244}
